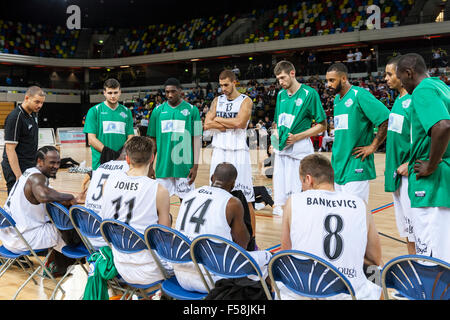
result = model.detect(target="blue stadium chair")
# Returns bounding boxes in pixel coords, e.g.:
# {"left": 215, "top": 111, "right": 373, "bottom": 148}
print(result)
{"left": 0, "top": 206, "right": 64, "bottom": 300}
{"left": 68, "top": 205, "right": 105, "bottom": 255}
{"left": 145, "top": 224, "right": 208, "bottom": 300}
{"left": 100, "top": 219, "right": 167, "bottom": 300}
{"left": 268, "top": 250, "right": 356, "bottom": 300}
{"left": 45, "top": 202, "right": 90, "bottom": 299}
{"left": 381, "top": 255, "right": 450, "bottom": 300}
{"left": 68, "top": 205, "right": 128, "bottom": 296}
{"left": 190, "top": 234, "right": 273, "bottom": 299}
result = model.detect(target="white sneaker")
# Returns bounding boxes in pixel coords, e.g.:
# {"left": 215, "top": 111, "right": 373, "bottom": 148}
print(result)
{"left": 272, "top": 206, "right": 283, "bottom": 216}
{"left": 254, "top": 203, "right": 265, "bottom": 211}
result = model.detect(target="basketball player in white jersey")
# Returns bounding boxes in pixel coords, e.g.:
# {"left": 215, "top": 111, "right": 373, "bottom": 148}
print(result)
{"left": 101, "top": 136, "right": 172, "bottom": 287}
{"left": 173, "top": 162, "right": 271, "bottom": 293}
{"left": 204, "top": 70, "right": 257, "bottom": 240}
{"left": 82, "top": 147, "right": 129, "bottom": 248}
{"left": 280, "top": 154, "right": 382, "bottom": 300}
{"left": 0, "top": 146, "right": 79, "bottom": 255}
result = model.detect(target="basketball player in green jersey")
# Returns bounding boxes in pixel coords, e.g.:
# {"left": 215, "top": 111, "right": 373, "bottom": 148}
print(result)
{"left": 271, "top": 60, "right": 327, "bottom": 216}
{"left": 83, "top": 78, "right": 134, "bottom": 170}
{"left": 384, "top": 56, "right": 415, "bottom": 254}
{"left": 396, "top": 53, "right": 450, "bottom": 262}
{"left": 326, "top": 63, "right": 390, "bottom": 204}
{"left": 147, "top": 78, "right": 202, "bottom": 200}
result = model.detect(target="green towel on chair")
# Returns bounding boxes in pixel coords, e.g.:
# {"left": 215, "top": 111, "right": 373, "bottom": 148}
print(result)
{"left": 83, "top": 246, "right": 118, "bottom": 300}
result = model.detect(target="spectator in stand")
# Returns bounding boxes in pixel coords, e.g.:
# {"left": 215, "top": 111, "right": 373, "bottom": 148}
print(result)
{"left": 354, "top": 48, "right": 363, "bottom": 73}
{"left": 307, "top": 52, "right": 317, "bottom": 75}
{"left": 347, "top": 50, "right": 354, "bottom": 73}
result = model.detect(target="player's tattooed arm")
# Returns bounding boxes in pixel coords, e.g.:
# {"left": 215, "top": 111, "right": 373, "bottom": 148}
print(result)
{"left": 27, "top": 174, "right": 76, "bottom": 205}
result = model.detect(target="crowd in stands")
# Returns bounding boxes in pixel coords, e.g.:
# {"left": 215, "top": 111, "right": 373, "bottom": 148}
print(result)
{"left": 247, "top": 0, "right": 413, "bottom": 44}
{"left": 0, "top": 20, "right": 80, "bottom": 58}
{"left": 115, "top": 14, "right": 238, "bottom": 57}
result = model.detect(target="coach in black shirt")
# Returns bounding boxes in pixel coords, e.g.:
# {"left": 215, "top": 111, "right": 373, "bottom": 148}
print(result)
{"left": 2, "top": 86, "right": 45, "bottom": 194}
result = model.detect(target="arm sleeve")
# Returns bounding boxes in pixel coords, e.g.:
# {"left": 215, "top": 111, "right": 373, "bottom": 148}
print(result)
{"left": 83, "top": 107, "right": 98, "bottom": 134}
{"left": 147, "top": 107, "right": 157, "bottom": 137}
{"left": 3, "top": 112, "right": 21, "bottom": 143}
{"left": 126, "top": 109, "right": 135, "bottom": 136}
{"left": 358, "top": 89, "right": 390, "bottom": 127}
{"left": 308, "top": 89, "right": 327, "bottom": 123}
{"left": 192, "top": 106, "right": 203, "bottom": 137}
{"left": 413, "top": 88, "right": 450, "bottom": 135}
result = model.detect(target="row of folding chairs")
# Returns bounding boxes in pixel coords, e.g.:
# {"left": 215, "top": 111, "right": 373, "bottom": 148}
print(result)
{"left": 0, "top": 202, "right": 449, "bottom": 300}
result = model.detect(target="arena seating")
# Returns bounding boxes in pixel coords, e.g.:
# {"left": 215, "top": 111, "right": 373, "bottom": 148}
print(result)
{"left": 0, "top": 20, "right": 80, "bottom": 58}
{"left": 245, "top": 0, "right": 414, "bottom": 43}
{"left": 115, "top": 14, "right": 238, "bottom": 57}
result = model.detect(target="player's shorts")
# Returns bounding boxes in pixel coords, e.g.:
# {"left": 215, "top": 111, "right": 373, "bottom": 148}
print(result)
{"left": 112, "top": 248, "right": 174, "bottom": 285}
{"left": 209, "top": 148, "right": 254, "bottom": 202}
{"left": 157, "top": 177, "right": 195, "bottom": 199}
{"left": 0, "top": 221, "right": 66, "bottom": 253}
{"left": 410, "top": 206, "right": 450, "bottom": 263}
{"left": 393, "top": 176, "right": 415, "bottom": 242}
{"left": 276, "top": 277, "right": 381, "bottom": 300}
{"left": 272, "top": 137, "right": 314, "bottom": 207}
{"left": 273, "top": 153, "right": 303, "bottom": 207}
{"left": 173, "top": 250, "right": 272, "bottom": 293}
{"left": 334, "top": 180, "right": 369, "bottom": 204}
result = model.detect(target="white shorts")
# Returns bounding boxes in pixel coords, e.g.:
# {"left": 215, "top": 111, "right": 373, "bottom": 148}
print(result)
{"left": 0, "top": 222, "right": 66, "bottom": 254}
{"left": 209, "top": 148, "right": 254, "bottom": 202}
{"left": 334, "top": 180, "right": 369, "bottom": 204}
{"left": 277, "top": 277, "right": 381, "bottom": 300}
{"left": 273, "top": 153, "right": 303, "bottom": 207}
{"left": 112, "top": 248, "right": 174, "bottom": 285}
{"left": 410, "top": 206, "right": 450, "bottom": 263}
{"left": 157, "top": 177, "right": 195, "bottom": 199}
{"left": 393, "top": 176, "right": 415, "bottom": 242}
{"left": 173, "top": 250, "right": 272, "bottom": 293}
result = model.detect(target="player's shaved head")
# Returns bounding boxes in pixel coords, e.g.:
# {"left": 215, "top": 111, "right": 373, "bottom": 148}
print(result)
{"left": 211, "top": 162, "right": 237, "bottom": 192}
{"left": 397, "top": 53, "right": 427, "bottom": 75}
{"left": 396, "top": 53, "right": 429, "bottom": 94}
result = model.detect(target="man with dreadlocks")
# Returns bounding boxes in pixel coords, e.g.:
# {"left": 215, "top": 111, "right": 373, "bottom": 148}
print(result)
{"left": 0, "top": 146, "right": 81, "bottom": 276}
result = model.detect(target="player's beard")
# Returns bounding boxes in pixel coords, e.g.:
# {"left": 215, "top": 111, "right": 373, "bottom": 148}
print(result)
{"left": 335, "top": 80, "right": 343, "bottom": 95}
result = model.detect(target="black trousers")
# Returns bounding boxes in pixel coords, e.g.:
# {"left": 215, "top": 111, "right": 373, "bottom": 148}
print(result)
{"left": 253, "top": 186, "right": 274, "bottom": 207}
{"left": 1, "top": 160, "right": 34, "bottom": 195}
{"left": 231, "top": 190, "right": 256, "bottom": 251}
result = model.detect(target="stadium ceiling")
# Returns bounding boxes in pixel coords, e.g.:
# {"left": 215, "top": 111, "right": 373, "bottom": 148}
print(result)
{"left": 0, "top": 0, "right": 275, "bottom": 27}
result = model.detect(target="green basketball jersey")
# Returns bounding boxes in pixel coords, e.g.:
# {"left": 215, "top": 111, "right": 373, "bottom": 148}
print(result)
{"left": 273, "top": 84, "right": 326, "bottom": 151}
{"left": 384, "top": 93, "right": 412, "bottom": 192}
{"left": 83, "top": 102, "right": 134, "bottom": 170}
{"left": 408, "top": 77, "right": 450, "bottom": 208}
{"left": 147, "top": 100, "right": 202, "bottom": 178}
{"left": 332, "top": 86, "right": 390, "bottom": 185}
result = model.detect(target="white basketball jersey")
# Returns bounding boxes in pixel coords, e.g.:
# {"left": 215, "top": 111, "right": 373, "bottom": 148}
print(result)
{"left": 175, "top": 186, "right": 233, "bottom": 240}
{"left": 101, "top": 171, "right": 159, "bottom": 234}
{"left": 212, "top": 94, "right": 250, "bottom": 150}
{"left": 85, "top": 160, "right": 129, "bottom": 214}
{"left": 290, "top": 189, "right": 370, "bottom": 298}
{"left": 3, "top": 167, "right": 49, "bottom": 234}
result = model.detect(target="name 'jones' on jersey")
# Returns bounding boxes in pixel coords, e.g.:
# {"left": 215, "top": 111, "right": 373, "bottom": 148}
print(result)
{"left": 212, "top": 94, "right": 249, "bottom": 150}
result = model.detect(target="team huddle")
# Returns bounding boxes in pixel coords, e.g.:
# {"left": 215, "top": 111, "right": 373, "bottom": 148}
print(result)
{"left": 0, "top": 52, "right": 448, "bottom": 300}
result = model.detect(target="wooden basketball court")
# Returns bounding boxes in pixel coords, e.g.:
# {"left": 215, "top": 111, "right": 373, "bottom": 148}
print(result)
{"left": 0, "top": 143, "right": 407, "bottom": 300}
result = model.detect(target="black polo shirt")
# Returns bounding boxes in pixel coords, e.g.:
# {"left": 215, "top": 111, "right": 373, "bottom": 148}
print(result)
{"left": 2, "top": 104, "right": 39, "bottom": 169}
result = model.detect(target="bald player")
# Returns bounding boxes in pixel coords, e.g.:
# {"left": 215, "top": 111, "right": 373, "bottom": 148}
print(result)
{"left": 2, "top": 86, "right": 46, "bottom": 194}
{"left": 173, "top": 162, "right": 271, "bottom": 293}
{"left": 396, "top": 53, "right": 450, "bottom": 262}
